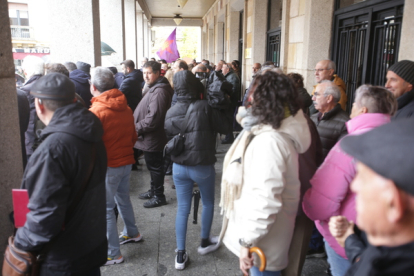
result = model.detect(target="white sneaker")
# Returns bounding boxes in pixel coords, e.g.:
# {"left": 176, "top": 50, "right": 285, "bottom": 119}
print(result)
{"left": 119, "top": 233, "right": 143, "bottom": 244}
{"left": 105, "top": 255, "right": 124, "bottom": 266}
{"left": 197, "top": 236, "right": 220, "bottom": 255}
{"left": 175, "top": 250, "right": 188, "bottom": 270}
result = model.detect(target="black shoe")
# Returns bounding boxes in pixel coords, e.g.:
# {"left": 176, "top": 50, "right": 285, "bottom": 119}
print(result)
{"left": 306, "top": 247, "right": 326, "bottom": 259}
{"left": 221, "top": 138, "right": 234, "bottom": 144}
{"left": 165, "top": 169, "right": 172, "bottom": 175}
{"left": 138, "top": 190, "right": 153, "bottom": 200}
{"left": 132, "top": 164, "right": 138, "bottom": 171}
{"left": 143, "top": 195, "right": 167, "bottom": 208}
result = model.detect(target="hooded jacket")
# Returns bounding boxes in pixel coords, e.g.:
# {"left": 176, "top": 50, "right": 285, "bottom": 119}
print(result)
{"left": 311, "top": 104, "right": 349, "bottom": 159}
{"left": 69, "top": 69, "right": 92, "bottom": 107}
{"left": 133, "top": 76, "right": 173, "bottom": 152}
{"left": 393, "top": 89, "right": 414, "bottom": 120}
{"left": 90, "top": 89, "right": 137, "bottom": 168}
{"left": 14, "top": 103, "right": 107, "bottom": 275}
{"left": 21, "top": 74, "right": 42, "bottom": 157}
{"left": 164, "top": 71, "right": 230, "bottom": 166}
{"left": 223, "top": 110, "right": 311, "bottom": 271}
{"left": 303, "top": 113, "right": 391, "bottom": 259}
{"left": 119, "top": 69, "right": 144, "bottom": 111}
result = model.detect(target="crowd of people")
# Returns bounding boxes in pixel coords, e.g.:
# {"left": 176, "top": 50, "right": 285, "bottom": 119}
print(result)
{"left": 9, "top": 53, "right": 414, "bottom": 276}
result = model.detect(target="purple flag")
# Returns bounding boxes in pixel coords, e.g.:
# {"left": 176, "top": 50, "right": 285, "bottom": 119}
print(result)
{"left": 156, "top": 28, "right": 180, "bottom": 63}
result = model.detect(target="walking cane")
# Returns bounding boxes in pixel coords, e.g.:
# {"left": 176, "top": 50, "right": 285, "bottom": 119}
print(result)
{"left": 192, "top": 190, "right": 200, "bottom": 224}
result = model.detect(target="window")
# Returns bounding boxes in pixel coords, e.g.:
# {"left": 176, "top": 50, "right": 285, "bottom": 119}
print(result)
{"left": 9, "top": 9, "right": 29, "bottom": 26}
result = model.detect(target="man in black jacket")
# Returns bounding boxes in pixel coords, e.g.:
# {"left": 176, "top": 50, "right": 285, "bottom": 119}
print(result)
{"left": 385, "top": 60, "right": 414, "bottom": 120}
{"left": 69, "top": 67, "right": 92, "bottom": 107}
{"left": 337, "top": 118, "right": 414, "bottom": 276}
{"left": 221, "top": 63, "right": 240, "bottom": 144}
{"left": 14, "top": 73, "right": 107, "bottom": 276}
{"left": 134, "top": 61, "right": 173, "bottom": 208}
{"left": 311, "top": 81, "right": 349, "bottom": 159}
{"left": 119, "top": 59, "right": 144, "bottom": 112}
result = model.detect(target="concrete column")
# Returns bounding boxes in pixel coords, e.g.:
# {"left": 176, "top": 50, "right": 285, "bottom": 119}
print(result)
{"left": 399, "top": 0, "right": 414, "bottom": 61}
{"left": 197, "top": 27, "right": 202, "bottom": 61}
{"left": 280, "top": 0, "right": 291, "bottom": 72}
{"left": 100, "top": 0, "right": 125, "bottom": 63}
{"left": 251, "top": 0, "right": 267, "bottom": 65}
{"left": 143, "top": 16, "right": 149, "bottom": 58}
{"left": 227, "top": 11, "right": 239, "bottom": 62}
{"left": 215, "top": 22, "right": 224, "bottom": 63}
{"left": 137, "top": 11, "right": 144, "bottom": 61}
{"left": 302, "top": 0, "right": 335, "bottom": 91}
{"left": 0, "top": 0, "right": 24, "bottom": 262}
{"left": 48, "top": 0, "right": 101, "bottom": 66}
{"left": 124, "top": 0, "right": 137, "bottom": 64}
{"left": 208, "top": 27, "right": 214, "bottom": 63}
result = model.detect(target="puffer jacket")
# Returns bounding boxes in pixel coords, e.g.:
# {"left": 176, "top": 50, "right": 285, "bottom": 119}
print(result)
{"left": 21, "top": 74, "right": 42, "bottom": 157}
{"left": 310, "top": 104, "right": 349, "bottom": 159}
{"left": 311, "top": 74, "right": 348, "bottom": 110}
{"left": 303, "top": 113, "right": 391, "bottom": 259}
{"left": 164, "top": 70, "right": 230, "bottom": 165}
{"left": 119, "top": 69, "right": 143, "bottom": 111}
{"left": 90, "top": 89, "right": 137, "bottom": 168}
{"left": 133, "top": 77, "right": 173, "bottom": 152}
{"left": 223, "top": 110, "right": 311, "bottom": 271}
{"left": 224, "top": 70, "right": 241, "bottom": 102}
{"left": 14, "top": 103, "right": 107, "bottom": 275}
{"left": 69, "top": 69, "right": 92, "bottom": 108}
{"left": 393, "top": 89, "right": 414, "bottom": 120}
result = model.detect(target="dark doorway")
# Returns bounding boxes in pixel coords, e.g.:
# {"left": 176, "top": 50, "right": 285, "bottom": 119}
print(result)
{"left": 266, "top": 0, "right": 282, "bottom": 66}
{"left": 238, "top": 10, "right": 244, "bottom": 79}
{"left": 331, "top": 0, "right": 404, "bottom": 112}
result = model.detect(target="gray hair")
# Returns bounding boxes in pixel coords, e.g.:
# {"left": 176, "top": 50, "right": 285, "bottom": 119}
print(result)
{"left": 326, "top": 60, "right": 336, "bottom": 72}
{"left": 91, "top": 67, "right": 114, "bottom": 93}
{"left": 22, "top": 55, "right": 45, "bottom": 78}
{"left": 355, "top": 85, "right": 397, "bottom": 116}
{"left": 321, "top": 80, "right": 341, "bottom": 103}
{"left": 63, "top": 62, "right": 77, "bottom": 72}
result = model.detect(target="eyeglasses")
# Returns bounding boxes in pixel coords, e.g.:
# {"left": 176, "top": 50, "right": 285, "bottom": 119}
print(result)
{"left": 313, "top": 69, "right": 330, "bottom": 72}
{"left": 313, "top": 92, "right": 326, "bottom": 97}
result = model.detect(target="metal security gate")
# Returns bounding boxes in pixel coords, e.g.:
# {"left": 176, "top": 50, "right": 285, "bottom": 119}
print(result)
{"left": 266, "top": 29, "right": 281, "bottom": 67}
{"left": 332, "top": 0, "right": 404, "bottom": 112}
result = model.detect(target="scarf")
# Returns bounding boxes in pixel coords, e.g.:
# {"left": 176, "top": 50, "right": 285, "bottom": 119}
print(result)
{"left": 219, "top": 106, "right": 259, "bottom": 218}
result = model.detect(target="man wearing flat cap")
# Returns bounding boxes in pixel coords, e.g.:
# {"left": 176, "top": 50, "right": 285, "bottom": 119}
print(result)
{"left": 13, "top": 73, "right": 108, "bottom": 275}
{"left": 385, "top": 60, "right": 414, "bottom": 119}
{"left": 330, "top": 118, "right": 414, "bottom": 275}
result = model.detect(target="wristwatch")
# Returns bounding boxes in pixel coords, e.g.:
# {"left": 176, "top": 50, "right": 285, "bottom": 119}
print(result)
{"left": 239, "top": 238, "right": 253, "bottom": 248}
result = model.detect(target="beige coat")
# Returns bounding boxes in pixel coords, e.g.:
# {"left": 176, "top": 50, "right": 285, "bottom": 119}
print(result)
{"left": 222, "top": 110, "right": 311, "bottom": 271}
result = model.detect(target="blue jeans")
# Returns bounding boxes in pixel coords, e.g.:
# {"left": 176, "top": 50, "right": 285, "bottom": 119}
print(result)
{"left": 250, "top": 266, "right": 280, "bottom": 276}
{"left": 106, "top": 164, "right": 139, "bottom": 257}
{"left": 173, "top": 163, "right": 215, "bottom": 250}
{"left": 324, "top": 240, "right": 351, "bottom": 276}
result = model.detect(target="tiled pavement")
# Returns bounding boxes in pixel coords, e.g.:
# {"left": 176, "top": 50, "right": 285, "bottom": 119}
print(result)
{"left": 100, "top": 142, "right": 329, "bottom": 276}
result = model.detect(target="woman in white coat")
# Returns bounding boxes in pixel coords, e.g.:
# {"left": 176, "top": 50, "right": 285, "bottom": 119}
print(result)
{"left": 218, "top": 70, "right": 311, "bottom": 276}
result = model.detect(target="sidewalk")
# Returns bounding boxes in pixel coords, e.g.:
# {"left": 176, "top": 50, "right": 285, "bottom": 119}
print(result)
{"left": 100, "top": 143, "right": 328, "bottom": 276}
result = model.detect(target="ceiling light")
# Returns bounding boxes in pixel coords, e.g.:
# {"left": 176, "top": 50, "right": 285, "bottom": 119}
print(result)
{"left": 177, "top": 0, "right": 188, "bottom": 8}
{"left": 173, "top": 14, "right": 183, "bottom": 26}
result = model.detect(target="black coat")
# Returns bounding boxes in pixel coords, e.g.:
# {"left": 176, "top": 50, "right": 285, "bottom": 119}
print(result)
{"left": 224, "top": 70, "right": 241, "bottom": 103}
{"left": 114, "top": 72, "right": 124, "bottom": 89}
{"left": 119, "top": 69, "right": 143, "bottom": 111}
{"left": 14, "top": 103, "right": 107, "bottom": 275}
{"left": 311, "top": 104, "right": 349, "bottom": 159}
{"left": 165, "top": 71, "right": 230, "bottom": 166}
{"left": 69, "top": 69, "right": 92, "bottom": 108}
{"left": 345, "top": 240, "right": 414, "bottom": 276}
{"left": 17, "top": 89, "right": 30, "bottom": 168}
{"left": 393, "top": 89, "right": 414, "bottom": 120}
{"left": 21, "top": 74, "right": 42, "bottom": 157}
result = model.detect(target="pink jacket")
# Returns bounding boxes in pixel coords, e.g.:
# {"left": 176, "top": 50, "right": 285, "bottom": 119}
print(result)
{"left": 303, "top": 113, "right": 391, "bottom": 258}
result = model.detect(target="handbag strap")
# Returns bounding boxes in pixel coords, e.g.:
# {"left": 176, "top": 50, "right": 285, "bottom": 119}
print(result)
{"left": 38, "top": 143, "right": 97, "bottom": 257}
{"left": 179, "top": 102, "right": 195, "bottom": 134}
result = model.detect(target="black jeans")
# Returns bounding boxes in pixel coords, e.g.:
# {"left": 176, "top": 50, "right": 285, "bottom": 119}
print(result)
{"left": 144, "top": 151, "right": 165, "bottom": 197}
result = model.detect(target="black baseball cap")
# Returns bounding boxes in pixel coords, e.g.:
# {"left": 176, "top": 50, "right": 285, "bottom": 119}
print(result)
{"left": 340, "top": 118, "right": 414, "bottom": 195}
{"left": 30, "top": 73, "right": 76, "bottom": 101}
